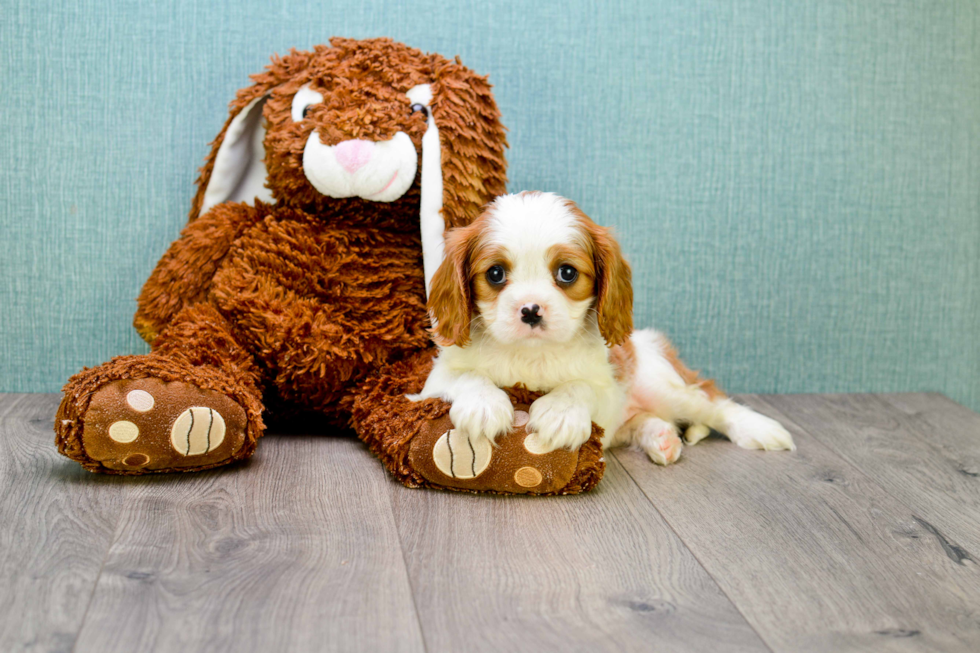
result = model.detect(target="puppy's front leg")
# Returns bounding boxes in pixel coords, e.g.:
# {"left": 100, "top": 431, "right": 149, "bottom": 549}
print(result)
{"left": 448, "top": 374, "right": 516, "bottom": 445}
{"left": 411, "top": 364, "right": 514, "bottom": 445}
{"left": 526, "top": 381, "right": 597, "bottom": 453}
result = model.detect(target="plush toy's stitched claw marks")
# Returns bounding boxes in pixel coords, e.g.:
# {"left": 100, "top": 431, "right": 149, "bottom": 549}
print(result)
{"left": 432, "top": 429, "right": 493, "bottom": 479}
{"left": 56, "top": 367, "right": 260, "bottom": 475}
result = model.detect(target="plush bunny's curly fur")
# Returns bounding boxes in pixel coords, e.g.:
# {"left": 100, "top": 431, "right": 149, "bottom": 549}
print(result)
{"left": 54, "top": 39, "right": 604, "bottom": 493}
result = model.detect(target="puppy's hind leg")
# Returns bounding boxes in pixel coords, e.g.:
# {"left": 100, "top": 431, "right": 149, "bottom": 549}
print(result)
{"left": 665, "top": 385, "right": 795, "bottom": 452}
{"left": 668, "top": 391, "right": 795, "bottom": 451}
{"left": 628, "top": 329, "right": 795, "bottom": 452}
{"left": 616, "top": 413, "right": 684, "bottom": 466}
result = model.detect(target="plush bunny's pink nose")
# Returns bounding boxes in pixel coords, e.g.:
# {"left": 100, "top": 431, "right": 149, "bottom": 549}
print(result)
{"left": 334, "top": 139, "right": 374, "bottom": 174}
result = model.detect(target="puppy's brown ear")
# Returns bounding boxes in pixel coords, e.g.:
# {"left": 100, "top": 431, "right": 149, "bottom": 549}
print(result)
{"left": 427, "top": 225, "right": 478, "bottom": 347}
{"left": 573, "top": 204, "right": 633, "bottom": 347}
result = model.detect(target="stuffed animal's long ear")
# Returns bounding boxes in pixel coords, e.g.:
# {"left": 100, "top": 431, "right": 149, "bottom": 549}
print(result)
{"left": 573, "top": 204, "right": 633, "bottom": 347}
{"left": 188, "top": 49, "right": 317, "bottom": 221}
{"left": 427, "top": 225, "right": 478, "bottom": 348}
{"left": 194, "top": 93, "right": 274, "bottom": 218}
{"left": 420, "top": 55, "right": 508, "bottom": 296}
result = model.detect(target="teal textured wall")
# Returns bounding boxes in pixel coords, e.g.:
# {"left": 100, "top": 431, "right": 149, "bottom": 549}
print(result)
{"left": 1, "top": 0, "right": 978, "bottom": 410}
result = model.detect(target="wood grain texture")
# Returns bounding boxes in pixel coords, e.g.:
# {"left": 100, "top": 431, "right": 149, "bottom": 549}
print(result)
{"left": 7, "top": 392, "right": 980, "bottom": 652}
{"left": 71, "top": 434, "right": 424, "bottom": 653}
{"left": 389, "top": 453, "right": 769, "bottom": 653}
{"left": 0, "top": 394, "right": 130, "bottom": 652}
{"left": 613, "top": 395, "right": 980, "bottom": 653}
{"left": 762, "top": 393, "right": 980, "bottom": 554}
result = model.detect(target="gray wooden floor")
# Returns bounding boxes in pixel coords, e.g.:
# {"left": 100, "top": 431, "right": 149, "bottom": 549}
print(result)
{"left": 2, "top": 393, "right": 979, "bottom": 652}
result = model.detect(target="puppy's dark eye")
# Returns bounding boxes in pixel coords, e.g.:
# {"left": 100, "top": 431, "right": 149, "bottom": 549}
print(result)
{"left": 410, "top": 103, "right": 429, "bottom": 119}
{"left": 557, "top": 264, "right": 578, "bottom": 284}
{"left": 486, "top": 265, "right": 506, "bottom": 286}
{"left": 302, "top": 105, "right": 312, "bottom": 119}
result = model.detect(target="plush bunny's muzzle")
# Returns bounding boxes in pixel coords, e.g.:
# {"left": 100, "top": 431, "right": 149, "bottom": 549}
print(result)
{"left": 303, "top": 132, "right": 418, "bottom": 202}
{"left": 295, "top": 82, "right": 430, "bottom": 204}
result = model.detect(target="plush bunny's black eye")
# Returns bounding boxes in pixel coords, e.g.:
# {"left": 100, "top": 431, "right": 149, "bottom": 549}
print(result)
{"left": 291, "top": 84, "right": 324, "bottom": 122}
{"left": 410, "top": 103, "right": 429, "bottom": 119}
{"left": 486, "top": 265, "right": 506, "bottom": 285}
{"left": 557, "top": 264, "right": 578, "bottom": 284}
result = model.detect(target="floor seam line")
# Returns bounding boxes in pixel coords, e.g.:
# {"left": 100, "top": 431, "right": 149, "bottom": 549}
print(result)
{"left": 609, "top": 449, "right": 778, "bottom": 653}
{"left": 69, "top": 486, "right": 130, "bottom": 653}
{"left": 384, "top": 471, "right": 431, "bottom": 653}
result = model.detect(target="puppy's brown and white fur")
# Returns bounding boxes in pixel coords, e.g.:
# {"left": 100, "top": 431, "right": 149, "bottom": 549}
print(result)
{"left": 412, "top": 191, "right": 794, "bottom": 463}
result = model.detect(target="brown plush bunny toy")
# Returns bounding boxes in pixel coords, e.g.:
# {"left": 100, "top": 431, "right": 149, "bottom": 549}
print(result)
{"left": 55, "top": 38, "right": 604, "bottom": 495}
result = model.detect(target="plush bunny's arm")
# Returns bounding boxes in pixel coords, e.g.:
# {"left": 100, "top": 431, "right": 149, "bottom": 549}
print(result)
{"left": 134, "top": 202, "right": 267, "bottom": 343}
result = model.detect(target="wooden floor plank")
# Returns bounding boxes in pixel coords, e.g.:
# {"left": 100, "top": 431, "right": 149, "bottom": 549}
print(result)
{"left": 72, "top": 434, "right": 425, "bottom": 653}
{"left": 762, "top": 393, "right": 980, "bottom": 555}
{"left": 0, "top": 394, "right": 131, "bottom": 652}
{"left": 389, "top": 453, "right": 769, "bottom": 653}
{"left": 614, "top": 395, "right": 980, "bottom": 653}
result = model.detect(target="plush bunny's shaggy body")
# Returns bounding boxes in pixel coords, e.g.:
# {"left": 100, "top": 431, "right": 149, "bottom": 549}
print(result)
{"left": 55, "top": 39, "right": 605, "bottom": 493}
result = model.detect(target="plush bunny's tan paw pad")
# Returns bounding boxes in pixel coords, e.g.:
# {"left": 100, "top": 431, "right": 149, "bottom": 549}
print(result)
{"left": 80, "top": 378, "right": 247, "bottom": 472}
{"left": 431, "top": 429, "right": 493, "bottom": 479}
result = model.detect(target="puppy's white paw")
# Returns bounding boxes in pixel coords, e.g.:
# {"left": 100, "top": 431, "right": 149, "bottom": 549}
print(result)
{"left": 683, "top": 423, "right": 712, "bottom": 446}
{"left": 526, "top": 393, "right": 593, "bottom": 453}
{"left": 638, "top": 418, "right": 684, "bottom": 465}
{"left": 449, "top": 388, "right": 514, "bottom": 445}
{"left": 724, "top": 406, "right": 796, "bottom": 451}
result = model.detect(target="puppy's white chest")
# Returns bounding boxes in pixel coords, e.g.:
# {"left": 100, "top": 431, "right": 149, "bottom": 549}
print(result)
{"left": 452, "top": 340, "right": 616, "bottom": 393}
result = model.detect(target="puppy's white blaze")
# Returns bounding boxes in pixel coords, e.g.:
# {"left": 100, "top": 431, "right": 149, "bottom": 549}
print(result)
{"left": 406, "top": 84, "right": 444, "bottom": 298}
{"left": 303, "top": 131, "right": 417, "bottom": 202}
{"left": 483, "top": 193, "right": 581, "bottom": 253}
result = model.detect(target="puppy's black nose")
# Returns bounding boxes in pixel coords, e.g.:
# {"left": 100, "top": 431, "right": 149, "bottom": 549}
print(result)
{"left": 520, "top": 304, "right": 542, "bottom": 326}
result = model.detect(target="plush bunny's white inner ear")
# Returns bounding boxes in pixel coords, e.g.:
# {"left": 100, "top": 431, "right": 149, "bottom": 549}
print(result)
{"left": 407, "top": 84, "right": 444, "bottom": 298}
{"left": 199, "top": 94, "right": 275, "bottom": 217}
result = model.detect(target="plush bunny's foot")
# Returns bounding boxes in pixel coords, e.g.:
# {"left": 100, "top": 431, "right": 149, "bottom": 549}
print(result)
{"left": 74, "top": 378, "right": 248, "bottom": 473}
{"left": 409, "top": 403, "right": 600, "bottom": 494}
{"left": 56, "top": 353, "right": 264, "bottom": 474}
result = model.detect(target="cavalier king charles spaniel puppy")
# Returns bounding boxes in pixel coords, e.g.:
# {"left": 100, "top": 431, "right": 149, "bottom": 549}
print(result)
{"left": 412, "top": 191, "right": 795, "bottom": 464}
